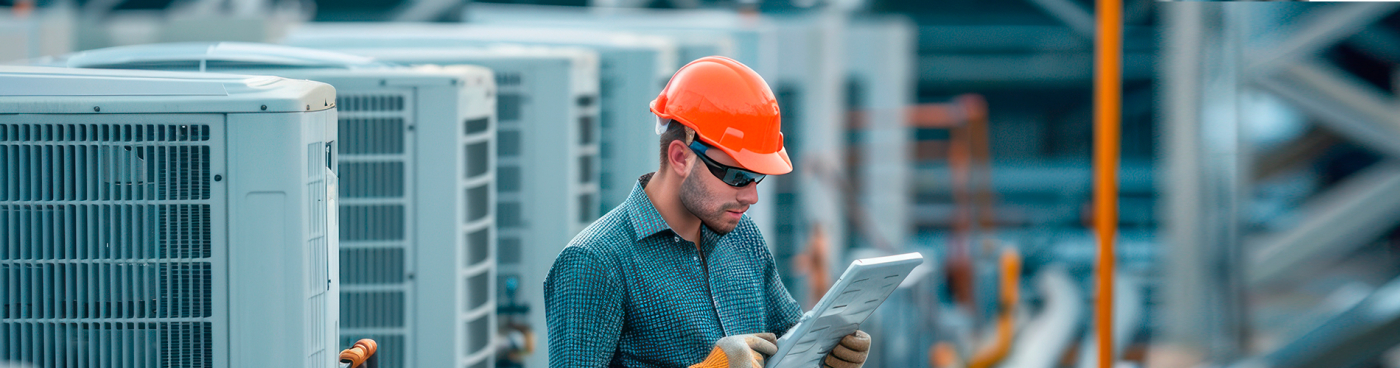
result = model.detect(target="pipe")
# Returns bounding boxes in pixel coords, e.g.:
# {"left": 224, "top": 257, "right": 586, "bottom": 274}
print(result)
{"left": 338, "top": 338, "right": 378, "bottom": 368}
{"left": 1077, "top": 273, "right": 1144, "bottom": 368}
{"left": 1001, "top": 267, "right": 1084, "bottom": 368}
{"left": 969, "top": 248, "right": 1021, "bottom": 368}
{"left": 1093, "top": 0, "right": 1122, "bottom": 366}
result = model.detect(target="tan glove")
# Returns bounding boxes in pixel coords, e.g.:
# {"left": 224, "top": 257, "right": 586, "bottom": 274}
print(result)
{"left": 690, "top": 333, "right": 779, "bottom": 368}
{"left": 822, "top": 330, "right": 871, "bottom": 368}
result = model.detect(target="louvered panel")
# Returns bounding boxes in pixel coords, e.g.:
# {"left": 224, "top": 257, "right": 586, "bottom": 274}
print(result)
{"left": 0, "top": 123, "right": 216, "bottom": 368}
{"left": 306, "top": 142, "right": 332, "bottom": 365}
{"left": 335, "top": 92, "right": 414, "bottom": 368}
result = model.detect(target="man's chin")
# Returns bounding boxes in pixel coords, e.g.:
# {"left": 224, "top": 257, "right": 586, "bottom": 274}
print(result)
{"left": 703, "top": 217, "right": 740, "bottom": 235}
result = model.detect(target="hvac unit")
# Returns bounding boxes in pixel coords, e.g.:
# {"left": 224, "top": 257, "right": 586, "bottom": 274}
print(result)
{"left": 49, "top": 42, "right": 499, "bottom": 368}
{"left": 284, "top": 23, "right": 675, "bottom": 216}
{"left": 458, "top": 3, "right": 785, "bottom": 252}
{"left": 294, "top": 45, "right": 599, "bottom": 368}
{"left": 460, "top": 3, "right": 743, "bottom": 64}
{"left": 0, "top": 66, "right": 338, "bottom": 368}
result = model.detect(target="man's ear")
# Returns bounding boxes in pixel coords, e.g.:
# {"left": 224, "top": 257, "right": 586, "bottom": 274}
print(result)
{"left": 667, "top": 140, "right": 691, "bottom": 178}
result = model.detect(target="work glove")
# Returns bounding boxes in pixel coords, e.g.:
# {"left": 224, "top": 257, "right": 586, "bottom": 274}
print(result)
{"left": 690, "top": 333, "right": 779, "bottom": 368}
{"left": 822, "top": 330, "right": 871, "bottom": 368}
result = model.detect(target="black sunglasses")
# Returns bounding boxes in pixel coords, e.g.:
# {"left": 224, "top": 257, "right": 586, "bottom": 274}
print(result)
{"left": 689, "top": 140, "right": 766, "bottom": 187}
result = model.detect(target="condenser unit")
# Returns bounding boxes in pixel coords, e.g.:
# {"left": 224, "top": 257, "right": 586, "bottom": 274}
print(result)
{"left": 0, "top": 65, "right": 338, "bottom": 368}
{"left": 51, "top": 42, "right": 499, "bottom": 368}
{"left": 293, "top": 45, "right": 599, "bottom": 368}
{"left": 456, "top": 3, "right": 785, "bottom": 250}
{"left": 284, "top": 23, "right": 675, "bottom": 216}
{"left": 461, "top": 3, "right": 741, "bottom": 64}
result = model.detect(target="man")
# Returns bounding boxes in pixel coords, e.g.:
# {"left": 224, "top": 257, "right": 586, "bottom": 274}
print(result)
{"left": 545, "top": 56, "right": 870, "bottom": 368}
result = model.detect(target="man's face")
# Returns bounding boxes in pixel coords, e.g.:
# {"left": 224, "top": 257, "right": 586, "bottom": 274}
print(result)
{"left": 679, "top": 147, "right": 760, "bottom": 235}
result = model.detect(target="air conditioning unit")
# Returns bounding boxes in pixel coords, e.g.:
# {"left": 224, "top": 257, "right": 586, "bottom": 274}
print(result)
{"left": 460, "top": 3, "right": 745, "bottom": 65}
{"left": 48, "top": 42, "right": 499, "bottom": 368}
{"left": 284, "top": 24, "right": 675, "bottom": 217}
{"left": 291, "top": 45, "right": 599, "bottom": 368}
{"left": 455, "top": 4, "right": 787, "bottom": 254}
{"left": 0, "top": 65, "right": 338, "bottom": 368}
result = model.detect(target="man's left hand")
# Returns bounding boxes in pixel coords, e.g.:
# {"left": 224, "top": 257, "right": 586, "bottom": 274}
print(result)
{"left": 823, "top": 330, "right": 870, "bottom": 368}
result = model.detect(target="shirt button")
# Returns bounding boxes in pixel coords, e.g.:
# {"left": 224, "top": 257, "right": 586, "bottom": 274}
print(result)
{"left": 673, "top": 236, "right": 679, "bottom": 242}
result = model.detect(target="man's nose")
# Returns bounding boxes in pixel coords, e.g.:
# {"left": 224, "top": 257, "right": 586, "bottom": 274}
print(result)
{"left": 736, "top": 181, "right": 759, "bottom": 205}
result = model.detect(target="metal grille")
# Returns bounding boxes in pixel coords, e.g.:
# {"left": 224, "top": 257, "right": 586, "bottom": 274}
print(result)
{"left": 306, "top": 143, "right": 331, "bottom": 368}
{"left": 0, "top": 123, "right": 216, "bottom": 368}
{"left": 462, "top": 111, "right": 495, "bottom": 367}
{"left": 336, "top": 92, "right": 414, "bottom": 368}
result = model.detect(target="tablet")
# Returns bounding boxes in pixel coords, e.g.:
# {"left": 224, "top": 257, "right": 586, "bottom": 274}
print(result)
{"left": 766, "top": 252, "right": 924, "bottom": 368}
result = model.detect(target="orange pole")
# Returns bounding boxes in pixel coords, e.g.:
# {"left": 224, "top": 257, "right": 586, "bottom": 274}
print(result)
{"left": 1094, "top": 0, "right": 1122, "bottom": 366}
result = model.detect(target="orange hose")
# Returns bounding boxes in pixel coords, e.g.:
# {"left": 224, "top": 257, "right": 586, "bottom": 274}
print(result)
{"left": 968, "top": 249, "right": 1021, "bottom": 368}
{"left": 1093, "top": 0, "right": 1122, "bottom": 366}
{"left": 339, "top": 339, "right": 378, "bottom": 368}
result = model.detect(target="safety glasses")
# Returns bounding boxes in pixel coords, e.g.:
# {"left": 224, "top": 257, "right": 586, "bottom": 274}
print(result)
{"left": 689, "top": 140, "right": 766, "bottom": 187}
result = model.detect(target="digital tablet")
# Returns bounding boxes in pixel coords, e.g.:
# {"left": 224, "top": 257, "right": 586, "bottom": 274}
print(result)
{"left": 766, "top": 252, "right": 924, "bottom": 368}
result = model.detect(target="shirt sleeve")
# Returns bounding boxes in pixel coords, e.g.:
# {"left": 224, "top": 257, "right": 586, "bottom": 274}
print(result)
{"left": 545, "top": 245, "right": 626, "bottom": 368}
{"left": 758, "top": 242, "right": 804, "bottom": 337}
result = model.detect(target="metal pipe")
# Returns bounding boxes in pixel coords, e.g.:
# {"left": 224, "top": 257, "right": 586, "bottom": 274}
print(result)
{"left": 1093, "top": 0, "right": 1122, "bottom": 366}
{"left": 1001, "top": 267, "right": 1083, "bottom": 368}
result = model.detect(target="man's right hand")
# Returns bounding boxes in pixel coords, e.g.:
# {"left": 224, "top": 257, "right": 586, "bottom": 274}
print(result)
{"left": 689, "top": 333, "right": 779, "bottom": 368}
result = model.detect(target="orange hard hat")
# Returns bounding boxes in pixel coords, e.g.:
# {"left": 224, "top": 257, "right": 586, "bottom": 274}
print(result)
{"left": 650, "top": 56, "right": 792, "bottom": 175}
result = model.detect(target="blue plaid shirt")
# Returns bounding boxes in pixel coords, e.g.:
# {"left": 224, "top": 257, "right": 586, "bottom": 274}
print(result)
{"left": 545, "top": 173, "right": 804, "bottom": 368}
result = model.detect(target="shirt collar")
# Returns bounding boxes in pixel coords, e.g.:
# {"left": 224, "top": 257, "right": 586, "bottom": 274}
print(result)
{"left": 626, "top": 173, "right": 672, "bottom": 241}
{"left": 625, "top": 173, "right": 728, "bottom": 245}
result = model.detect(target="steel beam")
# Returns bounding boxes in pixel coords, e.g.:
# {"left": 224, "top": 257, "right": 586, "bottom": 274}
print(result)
{"left": 1021, "top": 0, "right": 1095, "bottom": 38}
{"left": 1247, "top": 161, "right": 1400, "bottom": 287}
{"left": 1160, "top": 2, "right": 1249, "bottom": 361}
{"left": 1253, "top": 59, "right": 1400, "bottom": 159}
{"left": 1232, "top": 275, "right": 1400, "bottom": 368}
{"left": 1245, "top": 3, "right": 1400, "bottom": 74}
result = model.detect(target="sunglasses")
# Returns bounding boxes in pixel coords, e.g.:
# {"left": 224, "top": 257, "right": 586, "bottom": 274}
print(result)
{"left": 689, "top": 140, "right": 766, "bottom": 187}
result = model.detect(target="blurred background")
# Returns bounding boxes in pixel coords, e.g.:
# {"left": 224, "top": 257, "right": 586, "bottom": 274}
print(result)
{"left": 5, "top": 0, "right": 1400, "bottom": 368}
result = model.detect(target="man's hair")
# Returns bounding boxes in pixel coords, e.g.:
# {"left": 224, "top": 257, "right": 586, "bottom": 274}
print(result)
{"left": 658, "top": 119, "right": 695, "bottom": 167}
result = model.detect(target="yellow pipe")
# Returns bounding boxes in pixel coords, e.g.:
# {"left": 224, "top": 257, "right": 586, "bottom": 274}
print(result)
{"left": 968, "top": 249, "right": 1021, "bottom": 368}
{"left": 1094, "top": 0, "right": 1122, "bottom": 366}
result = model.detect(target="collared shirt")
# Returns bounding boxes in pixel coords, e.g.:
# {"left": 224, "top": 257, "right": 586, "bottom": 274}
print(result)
{"left": 545, "top": 173, "right": 804, "bottom": 368}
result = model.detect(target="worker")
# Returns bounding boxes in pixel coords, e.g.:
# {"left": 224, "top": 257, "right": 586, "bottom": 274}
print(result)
{"left": 544, "top": 56, "right": 871, "bottom": 368}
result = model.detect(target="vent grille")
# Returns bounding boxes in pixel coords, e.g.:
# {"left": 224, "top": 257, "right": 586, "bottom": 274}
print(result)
{"left": 339, "top": 118, "right": 404, "bottom": 155}
{"left": 0, "top": 322, "right": 214, "bottom": 367}
{"left": 494, "top": 72, "right": 522, "bottom": 87}
{"left": 305, "top": 143, "right": 332, "bottom": 366}
{"left": 0, "top": 123, "right": 216, "bottom": 368}
{"left": 336, "top": 93, "right": 413, "bottom": 368}
{"left": 341, "top": 291, "right": 405, "bottom": 328}
{"left": 341, "top": 162, "right": 405, "bottom": 198}
{"left": 341, "top": 247, "right": 405, "bottom": 284}
{"left": 338, "top": 95, "right": 404, "bottom": 112}
{"left": 1, "top": 144, "right": 211, "bottom": 202}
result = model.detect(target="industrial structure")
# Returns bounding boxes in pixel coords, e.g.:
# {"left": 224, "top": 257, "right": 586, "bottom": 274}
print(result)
{"left": 4, "top": 1, "right": 1400, "bottom": 368}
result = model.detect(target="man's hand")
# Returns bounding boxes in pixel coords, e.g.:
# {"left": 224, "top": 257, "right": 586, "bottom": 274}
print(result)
{"left": 823, "top": 330, "right": 870, "bottom": 368}
{"left": 690, "top": 333, "right": 779, "bottom": 368}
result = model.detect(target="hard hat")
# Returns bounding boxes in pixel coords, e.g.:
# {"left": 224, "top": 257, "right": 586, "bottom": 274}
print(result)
{"left": 650, "top": 56, "right": 792, "bottom": 175}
